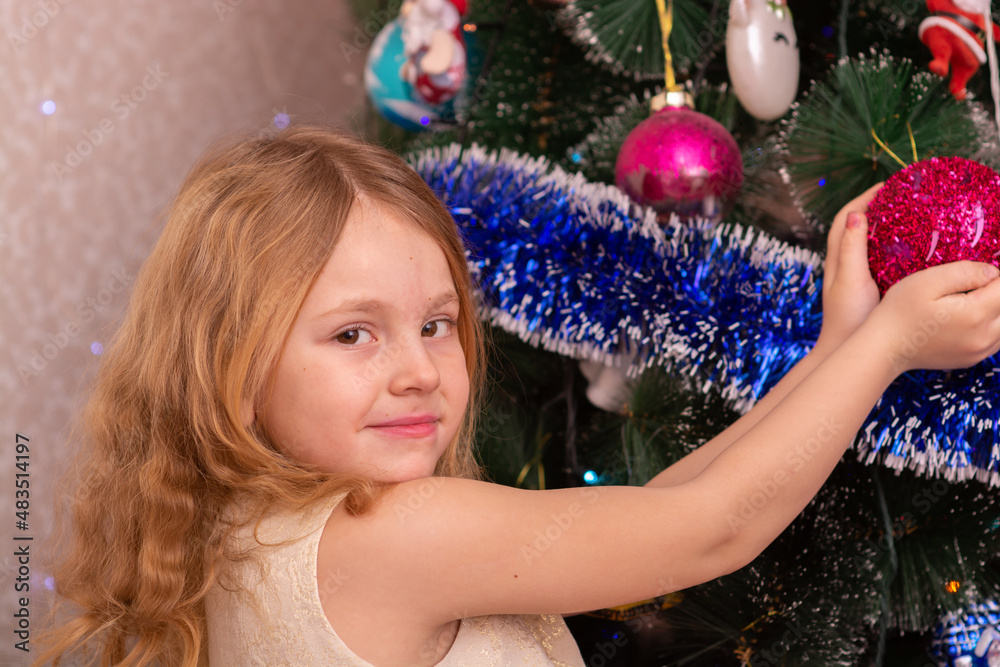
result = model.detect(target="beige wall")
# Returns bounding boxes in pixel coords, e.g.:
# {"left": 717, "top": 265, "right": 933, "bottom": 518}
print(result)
{"left": 0, "top": 0, "right": 367, "bottom": 660}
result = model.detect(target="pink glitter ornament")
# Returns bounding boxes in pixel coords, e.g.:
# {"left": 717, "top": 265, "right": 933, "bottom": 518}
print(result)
{"left": 866, "top": 156, "right": 1000, "bottom": 296}
{"left": 614, "top": 105, "right": 744, "bottom": 223}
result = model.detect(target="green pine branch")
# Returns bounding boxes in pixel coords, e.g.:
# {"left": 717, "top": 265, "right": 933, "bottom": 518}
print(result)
{"left": 782, "top": 51, "right": 985, "bottom": 229}
{"left": 558, "top": 0, "right": 718, "bottom": 80}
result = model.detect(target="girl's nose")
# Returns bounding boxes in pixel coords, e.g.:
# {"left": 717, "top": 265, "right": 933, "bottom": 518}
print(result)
{"left": 387, "top": 337, "right": 441, "bottom": 395}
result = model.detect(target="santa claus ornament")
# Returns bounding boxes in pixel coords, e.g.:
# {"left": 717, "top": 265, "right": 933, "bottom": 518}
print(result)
{"left": 399, "top": 0, "right": 469, "bottom": 105}
{"left": 919, "top": 0, "right": 1000, "bottom": 100}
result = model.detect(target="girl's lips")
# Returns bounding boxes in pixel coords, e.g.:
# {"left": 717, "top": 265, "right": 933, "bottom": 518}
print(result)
{"left": 371, "top": 414, "right": 438, "bottom": 427}
{"left": 368, "top": 414, "right": 439, "bottom": 438}
{"left": 369, "top": 422, "right": 438, "bottom": 438}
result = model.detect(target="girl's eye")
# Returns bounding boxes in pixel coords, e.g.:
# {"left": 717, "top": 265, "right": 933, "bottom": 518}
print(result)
{"left": 334, "top": 328, "right": 373, "bottom": 345}
{"left": 422, "top": 319, "right": 455, "bottom": 338}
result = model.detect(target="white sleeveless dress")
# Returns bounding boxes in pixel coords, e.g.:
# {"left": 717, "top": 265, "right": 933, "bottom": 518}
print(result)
{"left": 205, "top": 493, "right": 585, "bottom": 666}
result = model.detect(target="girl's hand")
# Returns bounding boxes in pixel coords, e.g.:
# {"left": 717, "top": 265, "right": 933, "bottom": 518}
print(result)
{"left": 816, "top": 183, "right": 883, "bottom": 354}
{"left": 869, "top": 259, "right": 1000, "bottom": 373}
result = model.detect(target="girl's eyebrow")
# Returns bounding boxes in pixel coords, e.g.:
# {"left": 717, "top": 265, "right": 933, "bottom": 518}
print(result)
{"left": 311, "top": 291, "right": 460, "bottom": 322}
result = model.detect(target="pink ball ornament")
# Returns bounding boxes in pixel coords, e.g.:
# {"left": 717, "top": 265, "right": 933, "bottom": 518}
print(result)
{"left": 866, "top": 156, "right": 1000, "bottom": 296}
{"left": 614, "top": 102, "right": 743, "bottom": 223}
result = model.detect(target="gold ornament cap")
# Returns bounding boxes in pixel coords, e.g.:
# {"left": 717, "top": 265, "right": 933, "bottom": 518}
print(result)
{"left": 651, "top": 90, "right": 694, "bottom": 112}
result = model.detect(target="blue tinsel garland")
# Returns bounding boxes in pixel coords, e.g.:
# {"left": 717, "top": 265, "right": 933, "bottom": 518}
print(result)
{"left": 410, "top": 144, "right": 1000, "bottom": 487}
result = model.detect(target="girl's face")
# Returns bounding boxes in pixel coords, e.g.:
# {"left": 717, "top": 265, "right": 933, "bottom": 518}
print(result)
{"left": 258, "top": 202, "right": 470, "bottom": 482}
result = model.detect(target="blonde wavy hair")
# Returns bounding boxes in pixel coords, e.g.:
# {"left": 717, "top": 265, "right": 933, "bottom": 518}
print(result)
{"left": 38, "top": 126, "right": 485, "bottom": 666}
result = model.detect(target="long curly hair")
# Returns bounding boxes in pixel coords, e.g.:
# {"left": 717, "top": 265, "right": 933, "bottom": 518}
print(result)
{"left": 38, "top": 126, "right": 485, "bottom": 666}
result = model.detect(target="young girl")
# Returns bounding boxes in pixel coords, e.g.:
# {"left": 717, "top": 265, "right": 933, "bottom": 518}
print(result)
{"left": 41, "top": 125, "right": 1000, "bottom": 666}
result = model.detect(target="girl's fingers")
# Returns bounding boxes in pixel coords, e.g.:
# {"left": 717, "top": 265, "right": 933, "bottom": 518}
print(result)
{"left": 855, "top": 182, "right": 885, "bottom": 210}
{"left": 902, "top": 261, "right": 1000, "bottom": 299}
{"left": 826, "top": 182, "right": 884, "bottom": 286}
{"left": 964, "top": 263, "right": 1000, "bottom": 311}
{"left": 838, "top": 210, "right": 870, "bottom": 277}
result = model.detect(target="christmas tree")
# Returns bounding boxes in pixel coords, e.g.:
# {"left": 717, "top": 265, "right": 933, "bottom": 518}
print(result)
{"left": 358, "top": 0, "right": 1000, "bottom": 664}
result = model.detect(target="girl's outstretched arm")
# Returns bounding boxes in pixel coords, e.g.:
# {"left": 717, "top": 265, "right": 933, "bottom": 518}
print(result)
{"left": 317, "top": 260, "right": 1000, "bottom": 663}
{"left": 646, "top": 184, "right": 883, "bottom": 488}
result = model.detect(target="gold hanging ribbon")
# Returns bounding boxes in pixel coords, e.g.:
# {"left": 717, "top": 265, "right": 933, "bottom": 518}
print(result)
{"left": 514, "top": 459, "right": 545, "bottom": 490}
{"left": 740, "top": 608, "right": 780, "bottom": 632}
{"left": 870, "top": 118, "right": 921, "bottom": 168}
{"left": 515, "top": 432, "right": 549, "bottom": 490}
{"left": 870, "top": 128, "right": 908, "bottom": 169}
{"left": 906, "top": 121, "right": 919, "bottom": 163}
{"left": 655, "top": 0, "right": 682, "bottom": 93}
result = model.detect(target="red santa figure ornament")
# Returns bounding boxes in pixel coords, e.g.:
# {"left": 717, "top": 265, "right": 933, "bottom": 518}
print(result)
{"left": 399, "top": 0, "right": 469, "bottom": 106}
{"left": 919, "top": 0, "right": 1000, "bottom": 100}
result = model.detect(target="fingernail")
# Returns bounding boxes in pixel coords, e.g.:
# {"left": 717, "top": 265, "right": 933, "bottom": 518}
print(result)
{"left": 846, "top": 212, "right": 861, "bottom": 229}
{"left": 984, "top": 265, "right": 999, "bottom": 279}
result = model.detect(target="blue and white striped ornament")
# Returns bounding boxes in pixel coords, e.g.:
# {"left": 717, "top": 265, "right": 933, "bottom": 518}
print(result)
{"left": 931, "top": 599, "right": 1000, "bottom": 667}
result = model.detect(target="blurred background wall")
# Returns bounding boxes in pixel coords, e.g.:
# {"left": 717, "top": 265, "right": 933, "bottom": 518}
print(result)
{"left": 0, "top": 0, "right": 367, "bottom": 661}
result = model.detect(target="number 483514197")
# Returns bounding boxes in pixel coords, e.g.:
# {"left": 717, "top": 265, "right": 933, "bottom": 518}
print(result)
{"left": 15, "top": 433, "right": 29, "bottom": 527}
